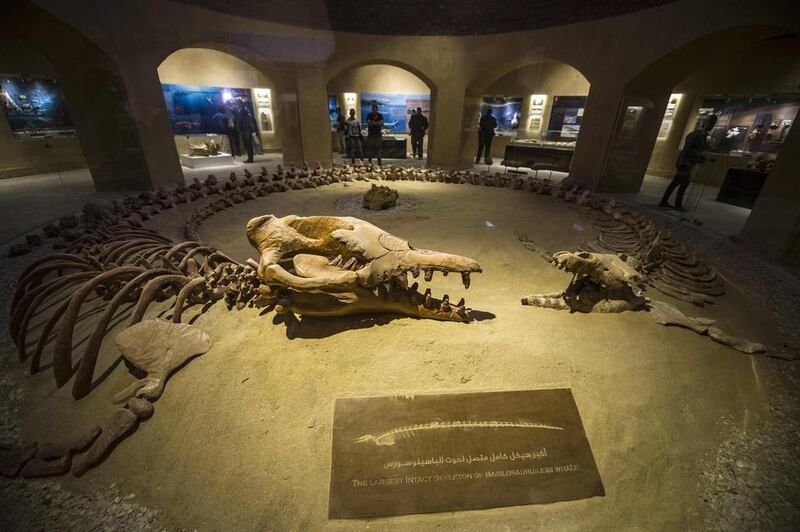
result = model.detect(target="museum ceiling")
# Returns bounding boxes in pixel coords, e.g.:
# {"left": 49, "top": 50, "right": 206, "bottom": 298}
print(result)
{"left": 170, "top": 0, "right": 678, "bottom": 35}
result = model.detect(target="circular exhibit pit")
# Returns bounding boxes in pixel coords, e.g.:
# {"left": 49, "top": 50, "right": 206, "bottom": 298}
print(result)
{"left": 6, "top": 171, "right": 792, "bottom": 530}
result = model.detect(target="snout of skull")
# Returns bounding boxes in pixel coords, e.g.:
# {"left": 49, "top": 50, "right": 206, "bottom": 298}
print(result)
{"left": 378, "top": 232, "right": 412, "bottom": 251}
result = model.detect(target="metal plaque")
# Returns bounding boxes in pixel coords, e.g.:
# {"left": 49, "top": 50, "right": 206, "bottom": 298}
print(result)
{"left": 329, "top": 388, "right": 604, "bottom": 519}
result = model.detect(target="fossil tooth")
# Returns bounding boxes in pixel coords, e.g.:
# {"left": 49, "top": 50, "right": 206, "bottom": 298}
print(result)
{"left": 442, "top": 294, "right": 449, "bottom": 304}
{"left": 330, "top": 254, "right": 343, "bottom": 266}
{"left": 424, "top": 290, "right": 433, "bottom": 309}
{"left": 410, "top": 282, "right": 419, "bottom": 292}
{"left": 462, "top": 272, "right": 470, "bottom": 289}
{"left": 343, "top": 257, "right": 358, "bottom": 270}
{"left": 424, "top": 269, "right": 433, "bottom": 282}
{"left": 442, "top": 270, "right": 449, "bottom": 277}
{"left": 412, "top": 269, "right": 420, "bottom": 279}
{"left": 456, "top": 297, "right": 465, "bottom": 307}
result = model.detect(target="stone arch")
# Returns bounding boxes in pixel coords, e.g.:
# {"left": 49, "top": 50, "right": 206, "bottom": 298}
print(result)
{"left": 459, "top": 56, "right": 591, "bottom": 168}
{"left": 326, "top": 59, "right": 438, "bottom": 163}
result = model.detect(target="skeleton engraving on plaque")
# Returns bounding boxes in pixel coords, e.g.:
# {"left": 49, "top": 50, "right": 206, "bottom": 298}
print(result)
{"left": 354, "top": 420, "right": 566, "bottom": 446}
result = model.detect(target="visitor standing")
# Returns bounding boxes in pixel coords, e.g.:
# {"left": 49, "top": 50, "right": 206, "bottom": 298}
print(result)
{"left": 475, "top": 108, "right": 497, "bottom": 165}
{"left": 366, "top": 103, "right": 384, "bottom": 165}
{"left": 659, "top": 114, "right": 718, "bottom": 211}
{"left": 232, "top": 98, "right": 257, "bottom": 163}
{"left": 334, "top": 107, "right": 347, "bottom": 155}
{"left": 213, "top": 105, "right": 239, "bottom": 157}
{"left": 345, "top": 108, "right": 364, "bottom": 163}
{"left": 408, "top": 106, "right": 428, "bottom": 159}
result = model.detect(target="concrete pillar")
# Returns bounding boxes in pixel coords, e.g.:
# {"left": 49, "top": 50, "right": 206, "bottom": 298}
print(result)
{"left": 54, "top": 67, "right": 153, "bottom": 192}
{"left": 427, "top": 82, "right": 465, "bottom": 168}
{"left": 646, "top": 92, "right": 698, "bottom": 177}
{"left": 739, "top": 124, "right": 800, "bottom": 265}
{"left": 567, "top": 80, "right": 627, "bottom": 190}
{"left": 458, "top": 94, "right": 483, "bottom": 168}
{"left": 598, "top": 89, "right": 671, "bottom": 192}
{"left": 274, "top": 83, "right": 304, "bottom": 165}
{"left": 117, "top": 60, "right": 185, "bottom": 190}
{"left": 293, "top": 66, "right": 332, "bottom": 166}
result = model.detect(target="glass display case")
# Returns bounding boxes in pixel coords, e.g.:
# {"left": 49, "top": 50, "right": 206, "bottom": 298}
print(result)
{"left": 696, "top": 94, "right": 798, "bottom": 157}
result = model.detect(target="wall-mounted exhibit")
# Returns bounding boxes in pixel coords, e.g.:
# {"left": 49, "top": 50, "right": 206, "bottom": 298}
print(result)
{"left": 0, "top": 76, "right": 75, "bottom": 138}
{"left": 162, "top": 83, "right": 255, "bottom": 135}
{"left": 162, "top": 83, "right": 266, "bottom": 167}
{"left": 692, "top": 94, "right": 799, "bottom": 209}
{"left": 657, "top": 94, "right": 682, "bottom": 140}
{"left": 327, "top": 94, "right": 338, "bottom": 126}
{"left": 697, "top": 95, "right": 798, "bottom": 156}
{"left": 156, "top": 47, "right": 281, "bottom": 167}
{"left": 359, "top": 92, "right": 430, "bottom": 134}
{"left": 480, "top": 96, "right": 522, "bottom": 136}
{"left": 526, "top": 94, "right": 547, "bottom": 133}
{"left": 328, "top": 64, "right": 432, "bottom": 160}
{"left": 547, "top": 95, "right": 587, "bottom": 141}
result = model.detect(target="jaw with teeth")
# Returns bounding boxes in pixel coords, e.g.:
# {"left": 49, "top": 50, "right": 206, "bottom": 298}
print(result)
{"left": 246, "top": 214, "right": 481, "bottom": 322}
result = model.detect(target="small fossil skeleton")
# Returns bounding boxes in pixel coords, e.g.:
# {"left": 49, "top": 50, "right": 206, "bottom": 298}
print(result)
{"left": 521, "top": 248, "right": 767, "bottom": 354}
{"left": 522, "top": 251, "right": 648, "bottom": 313}
{"left": 354, "top": 420, "right": 565, "bottom": 446}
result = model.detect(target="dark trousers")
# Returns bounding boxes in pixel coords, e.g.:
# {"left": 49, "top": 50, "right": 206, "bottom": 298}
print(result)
{"left": 411, "top": 134, "right": 424, "bottom": 158}
{"left": 348, "top": 137, "right": 364, "bottom": 163}
{"left": 240, "top": 131, "right": 254, "bottom": 162}
{"left": 227, "top": 129, "right": 240, "bottom": 156}
{"left": 660, "top": 165, "right": 692, "bottom": 207}
{"left": 367, "top": 135, "right": 382, "bottom": 164}
{"left": 476, "top": 134, "right": 494, "bottom": 163}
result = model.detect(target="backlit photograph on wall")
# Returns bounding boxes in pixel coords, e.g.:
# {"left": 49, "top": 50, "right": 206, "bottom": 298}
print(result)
{"left": 161, "top": 83, "right": 255, "bottom": 135}
{"left": 547, "top": 95, "right": 587, "bottom": 141}
{"left": 0, "top": 76, "right": 76, "bottom": 139}
{"left": 480, "top": 96, "right": 523, "bottom": 135}
{"left": 359, "top": 92, "right": 430, "bottom": 134}
{"left": 253, "top": 87, "right": 274, "bottom": 133}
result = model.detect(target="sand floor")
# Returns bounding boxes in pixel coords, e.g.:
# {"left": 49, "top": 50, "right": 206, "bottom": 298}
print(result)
{"left": 8, "top": 180, "right": 797, "bottom": 530}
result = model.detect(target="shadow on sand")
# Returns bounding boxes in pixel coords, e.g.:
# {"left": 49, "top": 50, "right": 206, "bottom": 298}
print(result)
{"left": 273, "top": 309, "right": 496, "bottom": 340}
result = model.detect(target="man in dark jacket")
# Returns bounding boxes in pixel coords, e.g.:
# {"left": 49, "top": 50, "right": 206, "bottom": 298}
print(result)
{"left": 659, "top": 114, "right": 718, "bottom": 211}
{"left": 366, "top": 103, "right": 384, "bottom": 165}
{"left": 408, "top": 107, "right": 428, "bottom": 159}
{"left": 475, "top": 108, "right": 497, "bottom": 164}
{"left": 232, "top": 98, "right": 258, "bottom": 163}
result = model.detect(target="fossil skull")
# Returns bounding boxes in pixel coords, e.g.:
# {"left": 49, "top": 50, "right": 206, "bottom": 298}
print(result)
{"left": 523, "top": 251, "right": 647, "bottom": 313}
{"left": 246, "top": 214, "right": 482, "bottom": 322}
